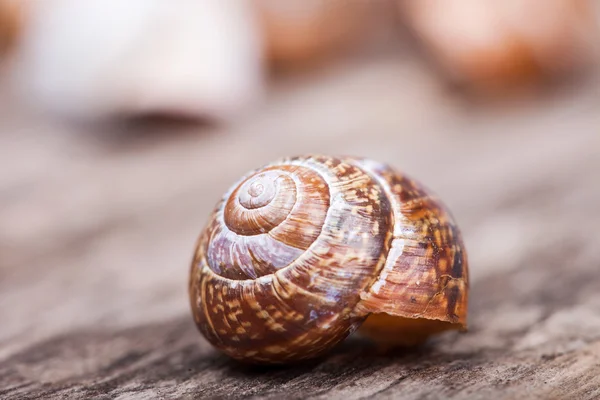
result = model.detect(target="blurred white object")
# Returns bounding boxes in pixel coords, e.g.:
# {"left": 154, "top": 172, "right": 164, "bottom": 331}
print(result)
{"left": 398, "top": 0, "right": 599, "bottom": 90}
{"left": 13, "top": 0, "right": 265, "bottom": 121}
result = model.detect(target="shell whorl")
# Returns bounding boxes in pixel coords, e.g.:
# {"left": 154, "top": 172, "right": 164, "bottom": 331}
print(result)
{"left": 208, "top": 164, "right": 331, "bottom": 280}
{"left": 189, "top": 155, "right": 468, "bottom": 363}
{"left": 224, "top": 170, "right": 297, "bottom": 236}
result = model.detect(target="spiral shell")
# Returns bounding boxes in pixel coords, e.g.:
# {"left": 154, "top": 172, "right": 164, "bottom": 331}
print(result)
{"left": 189, "top": 155, "right": 468, "bottom": 364}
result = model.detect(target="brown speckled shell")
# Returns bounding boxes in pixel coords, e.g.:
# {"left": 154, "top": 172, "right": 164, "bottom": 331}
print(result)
{"left": 189, "top": 155, "right": 468, "bottom": 364}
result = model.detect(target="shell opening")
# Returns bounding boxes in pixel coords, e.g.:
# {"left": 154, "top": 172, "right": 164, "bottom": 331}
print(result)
{"left": 358, "top": 313, "right": 464, "bottom": 346}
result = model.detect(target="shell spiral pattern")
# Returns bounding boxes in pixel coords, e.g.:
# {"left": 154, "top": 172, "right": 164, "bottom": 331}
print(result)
{"left": 189, "top": 155, "right": 468, "bottom": 364}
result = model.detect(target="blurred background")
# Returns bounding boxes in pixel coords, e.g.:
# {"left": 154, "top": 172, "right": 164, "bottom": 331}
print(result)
{"left": 1, "top": 0, "right": 600, "bottom": 394}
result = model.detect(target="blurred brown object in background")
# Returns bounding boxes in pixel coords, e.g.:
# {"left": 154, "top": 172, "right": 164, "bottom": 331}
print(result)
{"left": 255, "top": 0, "right": 366, "bottom": 70}
{"left": 0, "top": 0, "right": 22, "bottom": 56}
{"left": 398, "top": 0, "right": 599, "bottom": 91}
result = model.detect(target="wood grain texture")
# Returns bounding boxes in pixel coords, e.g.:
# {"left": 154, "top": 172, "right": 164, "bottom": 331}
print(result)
{"left": 1, "top": 50, "right": 600, "bottom": 399}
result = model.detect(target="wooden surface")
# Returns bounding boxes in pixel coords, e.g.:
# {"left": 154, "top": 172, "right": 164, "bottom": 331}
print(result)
{"left": 1, "top": 51, "right": 600, "bottom": 399}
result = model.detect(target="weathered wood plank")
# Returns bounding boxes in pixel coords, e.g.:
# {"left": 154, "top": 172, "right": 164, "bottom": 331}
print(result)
{"left": 1, "top": 54, "right": 599, "bottom": 399}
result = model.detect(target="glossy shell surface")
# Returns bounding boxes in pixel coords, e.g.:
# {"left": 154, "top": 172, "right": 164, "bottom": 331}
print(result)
{"left": 189, "top": 155, "right": 468, "bottom": 363}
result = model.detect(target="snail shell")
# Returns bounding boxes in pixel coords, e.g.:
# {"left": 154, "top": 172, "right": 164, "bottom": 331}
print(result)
{"left": 0, "top": 0, "right": 22, "bottom": 55}
{"left": 253, "top": 0, "right": 365, "bottom": 69}
{"left": 397, "top": 0, "right": 598, "bottom": 90}
{"left": 189, "top": 155, "right": 468, "bottom": 364}
{"left": 13, "top": 0, "right": 264, "bottom": 121}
